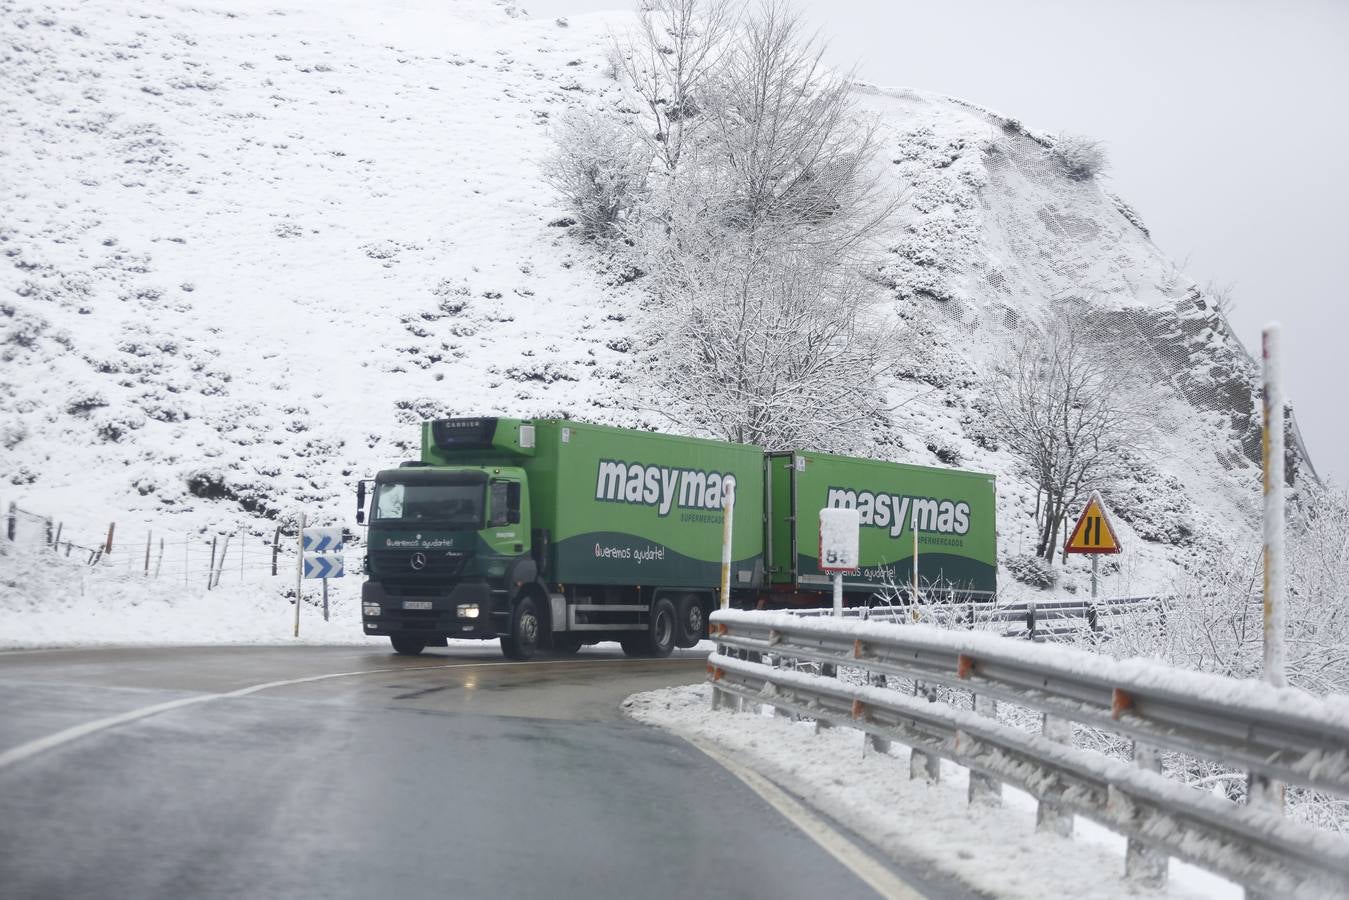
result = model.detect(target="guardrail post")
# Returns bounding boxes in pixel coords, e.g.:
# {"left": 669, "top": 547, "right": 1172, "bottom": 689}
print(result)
{"left": 1036, "top": 714, "right": 1073, "bottom": 836}
{"left": 1027, "top": 602, "right": 1037, "bottom": 641}
{"left": 1125, "top": 740, "right": 1168, "bottom": 888}
{"left": 908, "top": 681, "right": 941, "bottom": 781}
{"left": 909, "top": 746, "right": 941, "bottom": 782}
{"left": 6, "top": 502, "right": 16, "bottom": 541}
{"left": 968, "top": 694, "right": 1001, "bottom": 806}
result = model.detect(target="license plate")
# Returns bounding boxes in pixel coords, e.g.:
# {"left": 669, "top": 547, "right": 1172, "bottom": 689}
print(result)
{"left": 403, "top": 601, "right": 433, "bottom": 611}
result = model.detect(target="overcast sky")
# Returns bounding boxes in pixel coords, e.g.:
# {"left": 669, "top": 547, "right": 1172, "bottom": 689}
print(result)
{"left": 528, "top": 0, "right": 1349, "bottom": 482}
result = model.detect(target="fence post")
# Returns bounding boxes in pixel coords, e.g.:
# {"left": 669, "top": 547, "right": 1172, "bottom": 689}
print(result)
{"left": 213, "top": 534, "right": 231, "bottom": 588}
{"left": 272, "top": 527, "right": 281, "bottom": 576}
{"left": 104, "top": 522, "right": 115, "bottom": 555}
{"left": 1027, "top": 602, "right": 1037, "bottom": 641}
{"left": 6, "top": 502, "right": 16, "bottom": 541}
{"left": 53, "top": 521, "right": 63, "bottom": 549}
{"left": 155, "top": 537, "right": 164, "bottom": 578}
{"left": 968, "top": 694, "right": 1002, "bottom": 806}
{"left": 1036, "top": 714, "right": 1074, "bottom": 836}
{"left": 143, "top": 531, "right": 152, "bottom": 576}
{"left": 1124, "top": 741, "right": 1168, "bottom": 888}
{"left": 45, "top": 517, "right": 53, "bottom": 546}
{"left": 295, "top": 513, "right": 306, "bottom": 638}
{"left": 207, "top": 536, "right": 218, "bottom": 590}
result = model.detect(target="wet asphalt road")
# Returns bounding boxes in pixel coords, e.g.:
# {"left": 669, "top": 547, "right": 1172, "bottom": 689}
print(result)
{"left": 0, "top": 643, "right": 948, "bottom": 900}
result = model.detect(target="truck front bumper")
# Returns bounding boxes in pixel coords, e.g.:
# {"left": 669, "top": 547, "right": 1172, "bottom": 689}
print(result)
{"left": 360, "top": 580, "right": 498, "bottom": 640}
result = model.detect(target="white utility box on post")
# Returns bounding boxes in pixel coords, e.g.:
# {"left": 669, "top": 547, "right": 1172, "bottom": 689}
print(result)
{"left": 819, "top": 507, "right": 860, "bottom": 616}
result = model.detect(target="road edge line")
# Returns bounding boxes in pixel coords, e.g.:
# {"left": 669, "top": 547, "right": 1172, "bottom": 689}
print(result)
{"left": 682, "top": 732, "right": 925, "bottom": 900}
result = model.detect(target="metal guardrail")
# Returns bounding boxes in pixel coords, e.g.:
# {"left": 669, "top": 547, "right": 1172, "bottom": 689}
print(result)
{"left": 791, "top": 595, "right": 1164, "bottom": 641}
{"left": 707, "top": 609, "right": 1349, "bottom": 898}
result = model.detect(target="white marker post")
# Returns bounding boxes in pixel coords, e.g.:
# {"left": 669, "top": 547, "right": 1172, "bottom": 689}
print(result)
{"left": 294, "top": 511, "right": 305, "bottom": 638}
{"left": 719, "top": 482, "right": 735, "bottom": 610}
{"left": 819, "top": 508, "right": 860, "bottom": 617}
{"left": 1262, "top": 322, "right": 1286, "bottom": 688}
{"left": 1251, "top": 322, "right": 1287, "bottom": 827}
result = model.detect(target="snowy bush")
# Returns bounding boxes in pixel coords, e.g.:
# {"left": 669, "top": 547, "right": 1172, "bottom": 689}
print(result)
{"left": 1005, "top": 553, "right": 1058, "bottom": 589}
{"left": 542, "top": 108, "right": 650, "bottom": 239}
{"left": 1048, "top": 133, "right": 1108, "bottom": 180}
{"left": 64, "top": 390, "right": 108, "bottom": 416}
{"left": 94, "top": 410, "right": 147, "bottom": 443}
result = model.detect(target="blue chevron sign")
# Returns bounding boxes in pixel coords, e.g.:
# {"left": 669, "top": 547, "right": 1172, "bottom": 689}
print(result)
{"left": 302, "top": 527, "right": 344, "bottom": 553}
{"left": 303, "top": 554, "right": 344, "bottom": 580}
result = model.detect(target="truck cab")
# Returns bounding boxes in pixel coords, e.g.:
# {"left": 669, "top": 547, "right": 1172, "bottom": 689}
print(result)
{"left": 360, "top": 455, "right": 539, "bottom": 657}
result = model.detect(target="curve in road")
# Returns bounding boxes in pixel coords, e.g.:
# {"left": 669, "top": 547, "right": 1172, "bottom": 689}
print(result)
{"left": 0, "top": 644, "right": 945, "bottom": 900}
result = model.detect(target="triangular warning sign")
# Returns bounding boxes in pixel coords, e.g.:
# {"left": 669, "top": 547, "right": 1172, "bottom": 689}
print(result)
{"left": 1065, "top": 491, "right": 1122, "bottom": 555}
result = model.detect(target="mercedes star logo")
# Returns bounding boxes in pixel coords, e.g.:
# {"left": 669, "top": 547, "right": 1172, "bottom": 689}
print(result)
{"left": 410, "top": 552, "right": 427, "bottom": 571}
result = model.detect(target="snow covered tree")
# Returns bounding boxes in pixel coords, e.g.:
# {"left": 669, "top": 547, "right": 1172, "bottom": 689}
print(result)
{"left": 629, "top": 1, "right": 899, "bottom": 450}
{"left": 987, "top": 305, "right": 1154, "bottom": 561}
{"left": 652, "top": 237, "right": 893, "bottom": 450}
{"left": 542, "top": 108, "right": 651, "bottom": 239}
{"left": 614, "top": 0, "right": 737, "bottom": 175}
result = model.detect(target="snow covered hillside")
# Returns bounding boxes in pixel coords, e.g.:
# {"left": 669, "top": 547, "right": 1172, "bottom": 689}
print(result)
{"left": 1, "top": 0, "right": 1292, "bottom": 600}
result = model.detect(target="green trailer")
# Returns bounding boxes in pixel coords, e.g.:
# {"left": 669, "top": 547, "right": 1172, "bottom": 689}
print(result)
{"left": 767, "top": 450, "right": 997, "bottom": 598}
{"left": 356, "top": 417, "right": 996, "bottom": 660}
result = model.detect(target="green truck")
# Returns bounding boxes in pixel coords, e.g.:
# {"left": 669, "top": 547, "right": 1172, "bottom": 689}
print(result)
{"left": 357, "top": 417, "right": 996, "bottom": 659}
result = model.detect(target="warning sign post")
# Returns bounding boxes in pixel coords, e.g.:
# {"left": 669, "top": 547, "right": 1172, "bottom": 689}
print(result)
{"left": 1065, "top": 491, "right": 1121, "bottom": 600}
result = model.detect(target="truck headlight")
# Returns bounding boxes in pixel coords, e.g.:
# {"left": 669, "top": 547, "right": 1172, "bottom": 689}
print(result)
{"left": 363, "top": 603, "right": 381, "bottom": 617}
{"left": 456, "top": 603, "right": 480, "bottom": 619}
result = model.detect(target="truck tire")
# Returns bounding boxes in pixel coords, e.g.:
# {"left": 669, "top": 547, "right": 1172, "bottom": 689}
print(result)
{"left": 501, "top": 595, "right": 542, "bottom": 661}
{"left": 675, "top": 594, "right": 707, "bottom": 648}
{"left": 390, "top": 637, "right": 425, "bottom": 656}
{"left": 621, "top": 597, "right": 677, "bottom": 658}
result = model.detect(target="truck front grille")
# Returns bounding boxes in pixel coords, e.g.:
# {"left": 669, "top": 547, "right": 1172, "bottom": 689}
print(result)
{"left": 369, "top": 549, "right": 467, "bottom": 586}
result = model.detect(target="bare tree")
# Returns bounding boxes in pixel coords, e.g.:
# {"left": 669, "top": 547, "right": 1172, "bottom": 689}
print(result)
{"left": 987, "top": 305, "right": 1155, "bottom": 561}
{"left": 615, "top": 0, "right": 737, "bottom": 175}
{"left": 695, "top": 0, "right": 891, "bottom": 250}
{"left": 550, "top": 1, "right": 903, "bottom": 449}
{"left": 653, "top": 238, "right": 893, "bottom": 451}
{"left": 633, "top": 1, "right": 900, "bottom": 449}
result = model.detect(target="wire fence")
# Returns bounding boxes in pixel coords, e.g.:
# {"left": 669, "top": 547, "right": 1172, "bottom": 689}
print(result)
{"left": 3, "top": 500, "right": 361, "bottom": 589}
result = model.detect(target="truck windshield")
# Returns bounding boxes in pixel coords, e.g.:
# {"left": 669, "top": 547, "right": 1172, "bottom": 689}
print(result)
{"left": 372, "top": 482, "right": 483, "bottom": 527}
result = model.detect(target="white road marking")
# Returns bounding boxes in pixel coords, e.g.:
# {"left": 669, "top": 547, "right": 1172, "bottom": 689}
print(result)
{"left": 0, "top": 656, "right": 693, "bottom": 771}
{"left": 684, "top": 733, "right": 926, "bottom": 900}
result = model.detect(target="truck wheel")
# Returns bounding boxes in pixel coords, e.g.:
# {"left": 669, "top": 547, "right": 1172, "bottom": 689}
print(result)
{"left": 622, "top": 597, "right": 677, "bottom": 658}
{"left": 675, "top": 594, "right": 706, "bottom": 648}
{"left": 501, "top": 595, "right": 542, "bottom": 661}
{"left": 391, "top": 637, "right": 425, "bottom": 656}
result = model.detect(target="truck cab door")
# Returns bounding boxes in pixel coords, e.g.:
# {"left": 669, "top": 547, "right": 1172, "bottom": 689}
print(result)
{"left": 484, "top": 478, "right": 528, "bottom": 556}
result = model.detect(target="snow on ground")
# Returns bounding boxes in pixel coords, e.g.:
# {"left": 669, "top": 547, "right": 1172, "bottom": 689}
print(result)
{"left": 626, "top": 681, "right": 1241, "bottom": 900}
{"left": 0, "top": 536, "right": 366, "bottom": 647}
{"left": 1, "top": 0, "right": 646, "bottom": 543}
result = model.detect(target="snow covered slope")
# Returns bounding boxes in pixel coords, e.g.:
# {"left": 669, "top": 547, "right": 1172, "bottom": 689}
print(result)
{"left": 1, "top": 0, "right": 1283, "bottom": 599}
{"left": 2, "top": 0, "right": 644, "bottom": 540}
